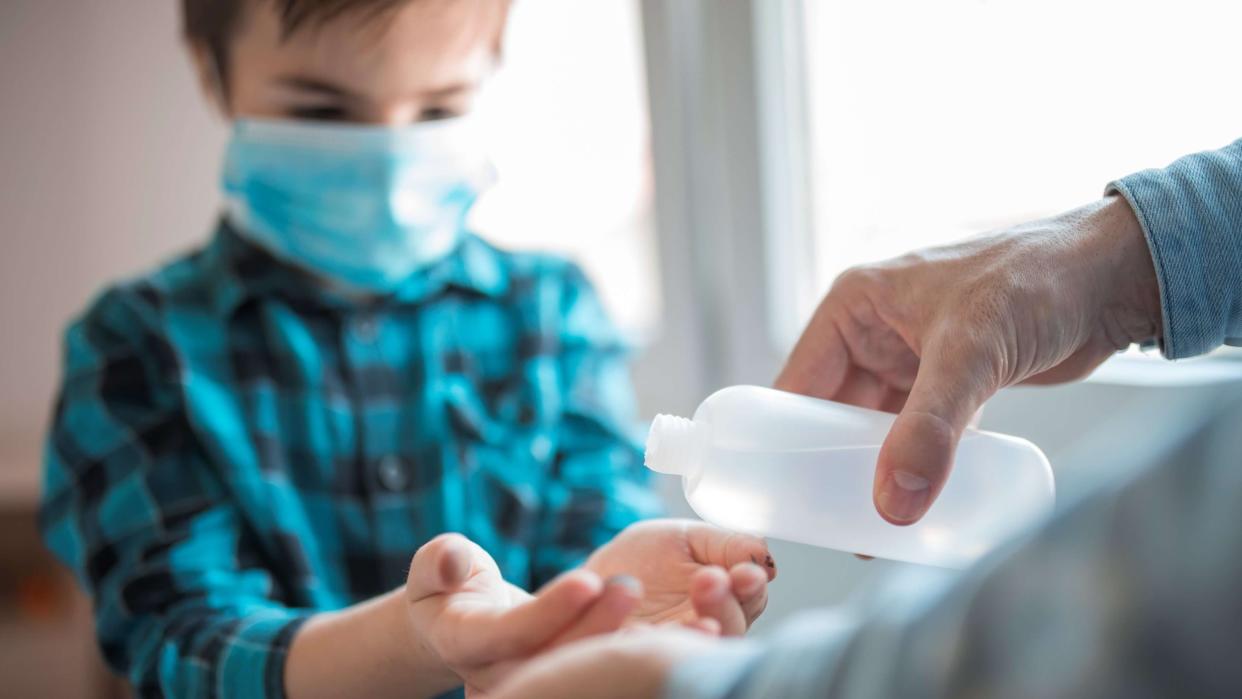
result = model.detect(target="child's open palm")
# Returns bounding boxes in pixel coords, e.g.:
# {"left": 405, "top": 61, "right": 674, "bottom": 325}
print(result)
{"left": 583, "top": 520, "right": 776, "bottom": 635}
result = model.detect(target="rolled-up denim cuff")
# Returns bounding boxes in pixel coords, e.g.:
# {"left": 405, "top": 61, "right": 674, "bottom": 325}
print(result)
{"left": 1105, "top": 179, "right": 1180, "bottom": 357}
{"left": 1106, "top": 158, "right": 1239, "bottom": 358}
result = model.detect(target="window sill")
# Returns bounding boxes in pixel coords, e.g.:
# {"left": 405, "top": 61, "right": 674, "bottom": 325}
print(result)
{"left": 1085, "top": 351, "right": 1242, "bottom": 387}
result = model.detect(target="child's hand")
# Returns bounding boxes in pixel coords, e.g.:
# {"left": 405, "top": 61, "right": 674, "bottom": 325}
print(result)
{"left": 406, "top": 534, "right": 642, "bottom": 695}
{"left": 583, "top": 520, "right": 776, "bottom": 635}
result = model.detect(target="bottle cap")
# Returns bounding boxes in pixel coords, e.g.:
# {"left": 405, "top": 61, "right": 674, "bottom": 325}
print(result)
{"left": 645, "top": 414, "right": 703, "bottom": 476}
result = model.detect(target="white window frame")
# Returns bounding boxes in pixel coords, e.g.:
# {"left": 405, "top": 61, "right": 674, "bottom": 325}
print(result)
{"left": 637, "top": 0, "right": 1242, "bottom": 405}
{"left": 635, "top": 0, "right": 813, "bottom": 412}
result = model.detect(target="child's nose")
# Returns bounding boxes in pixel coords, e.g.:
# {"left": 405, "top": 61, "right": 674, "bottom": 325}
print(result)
{"left": 376, "top": 103, "right": 423, "bottom": 127}
{"left": 350, "top": 103, "right": 422, "bottom": 127}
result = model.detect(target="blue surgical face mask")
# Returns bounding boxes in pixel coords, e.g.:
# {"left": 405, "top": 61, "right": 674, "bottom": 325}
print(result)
{"left": 222, "top": 117, "right": 495, "bottom": 293}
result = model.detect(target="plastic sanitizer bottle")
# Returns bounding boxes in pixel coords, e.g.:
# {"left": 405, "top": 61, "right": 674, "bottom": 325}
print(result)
{"left": 645, "top": 386, "right": 1055, "bottom": 568}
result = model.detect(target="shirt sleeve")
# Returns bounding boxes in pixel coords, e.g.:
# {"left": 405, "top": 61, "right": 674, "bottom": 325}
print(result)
{"left": 528, "top": 262, "right": 663, "bottom": 586}
{"left": 39, "top": 286, "right": 311, "bottom": 699}
{"left": 1107, "top": 138, "right": 1242, "bottom": 359}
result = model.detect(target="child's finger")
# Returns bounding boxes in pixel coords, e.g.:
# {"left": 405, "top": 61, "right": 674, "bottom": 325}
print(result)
{"left": 478, "top": 569, "right": 605, "bottom": 659}
{"left": 729, "top": 562, "right": 769, "bottom": 625}
{"left": 690, "top": 566, "right": 747, "bottom": 636}
{"left": 467, "top": 657, "right": 529, "bottom": 698}
{"left": 547, "top": 575, "right": 642, "bottom": 647}
{"left": 685, "top": 523, "right": 776, "bottom": 581}
{"left": 407, "top": 533, "right": 479, "bottom": 602}
{"left": 681, "top": 617, "right": 722, "bottom": 636}
{"left": 466, "top": 587, "right": 646, "bottom": 699}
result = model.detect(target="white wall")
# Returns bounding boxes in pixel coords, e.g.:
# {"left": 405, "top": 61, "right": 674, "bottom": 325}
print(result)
{"left": 0, "top": 1, "right": 225, "bottom": 473}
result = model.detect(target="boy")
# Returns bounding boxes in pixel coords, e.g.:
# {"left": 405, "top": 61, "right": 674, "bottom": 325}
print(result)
{"left": 39, "top": 1, "right": 774, "bottom": 697}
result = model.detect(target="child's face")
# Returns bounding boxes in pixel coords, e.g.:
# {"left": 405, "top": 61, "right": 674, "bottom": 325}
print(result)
{"left": 200, "top": 0, "right": 505, "bottom": 125}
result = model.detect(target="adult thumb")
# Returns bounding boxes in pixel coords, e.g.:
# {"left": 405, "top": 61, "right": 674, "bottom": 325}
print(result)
{"left": 874, "top": 337, "right": 997, "bottom": 525}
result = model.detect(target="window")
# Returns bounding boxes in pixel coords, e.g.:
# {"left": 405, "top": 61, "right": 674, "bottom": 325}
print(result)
{"left": 802, "top": 0, "right": 1242, "bottom": 296}
{"left": 468, "top": 0, "right": 660, "bottom": 342}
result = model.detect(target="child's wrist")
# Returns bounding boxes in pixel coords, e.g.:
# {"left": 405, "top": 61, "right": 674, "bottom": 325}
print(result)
{"left": 392, "top": 586, "right": 461, "bottom": 693}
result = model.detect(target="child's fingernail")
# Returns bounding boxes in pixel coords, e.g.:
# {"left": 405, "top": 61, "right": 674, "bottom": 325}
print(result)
{"left": 702, "top": 571, "right": 730, "bottom": 599}
{"left": 694, "top": 618, "right": 722, "bottom": 635}
{"left": 736, "top": 573, "right": 763, "bottom": 596}
{"left": 606, "top": 575, "right": 642, "bottom": 595}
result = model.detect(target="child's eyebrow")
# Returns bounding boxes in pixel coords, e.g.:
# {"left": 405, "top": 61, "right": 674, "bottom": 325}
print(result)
{"left": 276, "top": 74, "right": 357, "bottom": 99}
{"left": 422, "top": 82, "right": 474, "bottom": 99}
{"left": 274, "top": 75, "right": 474, "bottom": 101}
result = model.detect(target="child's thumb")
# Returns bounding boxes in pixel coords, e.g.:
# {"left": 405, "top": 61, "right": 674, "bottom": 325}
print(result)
{"left": 407, "top": 533, "right": 476, "bottom": 602}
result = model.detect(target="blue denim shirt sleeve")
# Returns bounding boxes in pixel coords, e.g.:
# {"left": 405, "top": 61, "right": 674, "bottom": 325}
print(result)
{"left": 1107, "top": 138, "right": 1242, "bottom": 359}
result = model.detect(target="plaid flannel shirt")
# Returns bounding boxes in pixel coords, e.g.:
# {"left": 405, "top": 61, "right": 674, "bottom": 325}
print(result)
{"left": 39, "top": 220, "right": 660, "bottom": 698}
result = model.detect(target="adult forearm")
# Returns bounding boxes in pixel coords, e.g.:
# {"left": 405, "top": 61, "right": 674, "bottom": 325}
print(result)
{"left": 285, "top": 587, "right": 456, "bottom": 699}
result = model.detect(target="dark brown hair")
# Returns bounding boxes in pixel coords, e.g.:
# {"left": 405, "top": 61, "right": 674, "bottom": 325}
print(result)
{"left": 181, "top": 0, "right": 410, "bottom": 85}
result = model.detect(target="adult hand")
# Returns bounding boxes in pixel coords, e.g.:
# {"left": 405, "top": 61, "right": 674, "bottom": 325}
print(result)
{"left": 584, "top": 519, "right": 775, "bottom": 635}
{"left": 489, "top": 625, "right": 720, "bottom": 699}
{"left": 406, "top": 533, "right": 640, "bottom": 695}
{"left": 776, "top": 196, "right": 1162, "bottom": 525}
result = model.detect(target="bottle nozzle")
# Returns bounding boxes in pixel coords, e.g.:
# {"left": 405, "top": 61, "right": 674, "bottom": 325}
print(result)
{"left": 645, "top": 414, "right": 703, "bottom": 476}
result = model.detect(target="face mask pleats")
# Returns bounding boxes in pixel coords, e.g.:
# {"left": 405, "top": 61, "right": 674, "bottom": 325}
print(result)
{"left": 222, "top": 117, "right": 495, "bottom": 293}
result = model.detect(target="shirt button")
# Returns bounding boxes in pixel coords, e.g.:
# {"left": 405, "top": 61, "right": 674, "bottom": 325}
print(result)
{"left": 351, "top": 316, "right": 379, "bottom": 343}
{"left": 377, "top": 455, "right": 410, "bottom": 492}
{"left": 529, "top": 435, "right": 553, "bottom": 462}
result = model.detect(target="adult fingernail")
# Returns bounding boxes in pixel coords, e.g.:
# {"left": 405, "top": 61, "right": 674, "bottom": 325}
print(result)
{"left": 606, "top": 575, "right": 642, "bottom": 595}
{"left": 877, "top": 470, "right": 931, "bottom": 524}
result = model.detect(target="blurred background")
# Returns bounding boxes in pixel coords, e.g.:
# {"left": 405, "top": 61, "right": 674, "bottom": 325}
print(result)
{"left": 2, "top": 0, "right": 1242, "bottom": 695}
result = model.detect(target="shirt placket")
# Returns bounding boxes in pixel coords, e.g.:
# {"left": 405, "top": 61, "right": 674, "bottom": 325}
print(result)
{"left": 341, "top": 308, "right": 415, "bottom": 590}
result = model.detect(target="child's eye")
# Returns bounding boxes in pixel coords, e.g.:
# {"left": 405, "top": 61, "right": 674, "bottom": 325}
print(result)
{"left": 289, "top": 105, "right": 347, "bottom": 122}
{"left": 419, "top": 107, "right": 459, "bottom": 122}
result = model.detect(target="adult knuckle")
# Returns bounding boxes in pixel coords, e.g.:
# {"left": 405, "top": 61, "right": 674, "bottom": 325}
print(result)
{"left": 831, "top": 263, "right": 883, "bottom": 294}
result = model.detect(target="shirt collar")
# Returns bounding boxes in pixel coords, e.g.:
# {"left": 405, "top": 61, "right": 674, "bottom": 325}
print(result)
{"left": 207, "top": 218, "right": 510, "bottom": 315}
